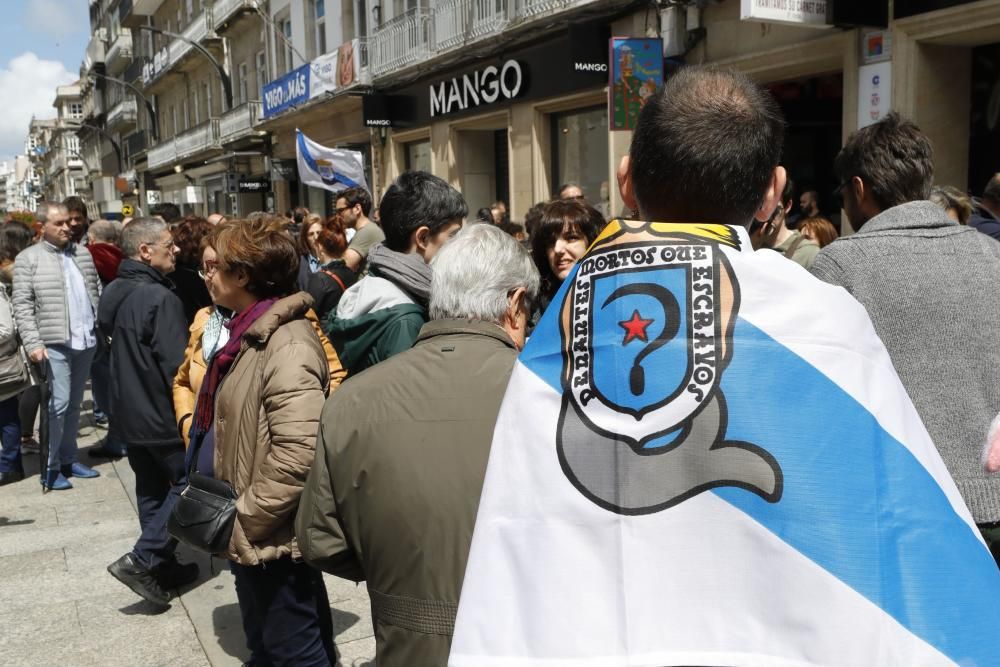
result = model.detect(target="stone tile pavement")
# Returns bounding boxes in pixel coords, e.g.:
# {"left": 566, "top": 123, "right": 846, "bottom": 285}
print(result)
{"left": 0, "top": 413, "right": 375, "bottom": 667}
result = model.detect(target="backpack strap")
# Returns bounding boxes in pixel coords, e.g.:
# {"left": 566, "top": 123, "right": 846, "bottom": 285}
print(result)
{"left": 783, "top": 234, "right": 805, "bottom": 259}
{"left": 318, "top": 269, "right": 347, "bottom": 292}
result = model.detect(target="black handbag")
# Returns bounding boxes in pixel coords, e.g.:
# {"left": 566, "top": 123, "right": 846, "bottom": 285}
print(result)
{"left": 167, "top": 435, "right": 238, "bottom": 554}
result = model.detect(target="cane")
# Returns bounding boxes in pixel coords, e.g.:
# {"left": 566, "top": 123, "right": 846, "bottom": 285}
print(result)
{"left": 35, "top": 359, "right": 50, "bottom": 493}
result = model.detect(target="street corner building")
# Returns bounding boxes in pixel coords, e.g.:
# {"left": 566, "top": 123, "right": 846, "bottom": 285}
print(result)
{"left": 450, "top": 220, "right": 1000, "bottom": 666}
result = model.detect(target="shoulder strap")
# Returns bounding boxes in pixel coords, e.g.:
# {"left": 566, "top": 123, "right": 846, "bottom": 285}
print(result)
{"left": 783, "top": 235, "right": 805, "bottom": 259}
{"left": 319, "top": 268, "right": 347, "bottom": 292}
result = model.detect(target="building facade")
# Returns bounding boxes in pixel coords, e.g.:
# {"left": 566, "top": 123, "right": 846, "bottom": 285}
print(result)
{"left": 54, "top": 0, "right": 1000, "bottom": 224}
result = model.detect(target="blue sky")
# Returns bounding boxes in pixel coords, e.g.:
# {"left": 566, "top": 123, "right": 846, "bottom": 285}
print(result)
{"left": 0, "top": 0, "right": 91, "bottom": 164}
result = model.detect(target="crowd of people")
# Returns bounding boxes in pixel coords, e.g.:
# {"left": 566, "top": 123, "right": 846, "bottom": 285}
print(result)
{"left": 0, "top": 62, "right": 999, "bottom": 665}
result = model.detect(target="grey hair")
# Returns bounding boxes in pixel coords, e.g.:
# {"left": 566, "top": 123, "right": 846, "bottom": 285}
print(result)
{"left": 120, "top": 217, "right": 169, "bottom": 259}
{"left": 88, "top": 219, "right": 121, "bottom": 244}
{"left": 36, "top": 201, "right": 66, "bottom": 223}
{"left": 430, "top": 223, "right": 540, "bottom": 323}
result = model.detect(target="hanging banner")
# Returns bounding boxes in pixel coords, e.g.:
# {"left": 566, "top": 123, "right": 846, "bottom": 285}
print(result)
{"left": 261, "top": 63, "right": 311, "bottom": 119}
{"left": 309, "top": 39, "right": 363, "bottom": 100}
{"left": 609, "top": 37, "right": 664, "bottom": 131}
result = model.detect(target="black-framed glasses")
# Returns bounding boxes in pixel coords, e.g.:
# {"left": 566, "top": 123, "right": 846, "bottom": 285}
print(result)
{"left": 198, "top": 259, "right": 220, "bottom": 280}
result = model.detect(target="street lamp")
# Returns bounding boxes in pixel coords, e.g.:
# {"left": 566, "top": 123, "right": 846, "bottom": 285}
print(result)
{"left": 75, "top": 123, "right": 124, "bottom": 175}
{"left": 89, "top": 71, "right": 160, "bottom": 141}
{"left": 136, "top": 25, "right": 234, "bottom": 111}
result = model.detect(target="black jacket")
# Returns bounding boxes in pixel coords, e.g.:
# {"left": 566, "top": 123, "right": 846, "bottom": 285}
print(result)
{"left": 306, "top": 260, "right": 357, "bottom": 323}
{"left": 98, "top": 259, "right": 187, "bottom": 447}
{"left": 169, "top": 262, "right": 212, "bottom": 326}
{"left": 970, "top": 206, "right": 1000, "bottom": 242}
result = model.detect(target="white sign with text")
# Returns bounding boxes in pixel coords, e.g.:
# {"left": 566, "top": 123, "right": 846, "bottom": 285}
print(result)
{"left": 740, "top": 0, "right": 831, "bottom": 27}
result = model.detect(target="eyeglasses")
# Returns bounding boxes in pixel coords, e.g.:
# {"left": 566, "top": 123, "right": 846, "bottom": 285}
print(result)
{"left": 198, "top": 260, "right": 220, "bottom": 280}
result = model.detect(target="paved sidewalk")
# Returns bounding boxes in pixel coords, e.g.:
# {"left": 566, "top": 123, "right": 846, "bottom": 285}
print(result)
{"left": 0, "top": 417, "right": 375, "bottom": 667}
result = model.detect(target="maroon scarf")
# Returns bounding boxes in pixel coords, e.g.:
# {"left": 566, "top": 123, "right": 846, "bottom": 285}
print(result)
{"left": 191, "top": 298, "right": 278, "bottom": 439}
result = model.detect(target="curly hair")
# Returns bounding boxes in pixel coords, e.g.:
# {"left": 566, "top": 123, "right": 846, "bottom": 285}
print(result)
{"left": 171, "top": 216, "right": 213, "bottom": 265}
{"left": 209, "top": 218, "right": 300, "bottom": 299}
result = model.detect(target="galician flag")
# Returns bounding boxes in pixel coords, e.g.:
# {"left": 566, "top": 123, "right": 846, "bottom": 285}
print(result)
{"left": 295, "top": 129, "right": 367, "bottom": 193}
{"left": 450, "top": 220, "right": 1000, "bottom": 666}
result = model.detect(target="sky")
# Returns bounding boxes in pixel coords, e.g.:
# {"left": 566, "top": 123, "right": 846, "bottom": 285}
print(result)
{"left": 0, "top": 0, "right": 91, "bottom": 166}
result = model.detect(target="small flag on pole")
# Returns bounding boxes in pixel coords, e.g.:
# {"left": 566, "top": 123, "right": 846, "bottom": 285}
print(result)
{"left": 295, "top": 129, "right": 367, "bottom": 193}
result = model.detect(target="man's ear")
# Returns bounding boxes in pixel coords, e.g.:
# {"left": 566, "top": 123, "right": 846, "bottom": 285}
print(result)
{"left": 411, "top": 225, "right": 431, "bottom": 254}
{"left": 617, "top": 155, "right": 638, "bottom": 215}
{"left": 754, "top": 166, "right": 788, "bottom": 223}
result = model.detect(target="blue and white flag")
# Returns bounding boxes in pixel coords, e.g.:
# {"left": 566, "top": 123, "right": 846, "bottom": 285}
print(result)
{"left": 451, "top": 220, "right": 1000, "bottom": 666}
{"left": 295, "top": 129, "right": 367, "bottom": 194}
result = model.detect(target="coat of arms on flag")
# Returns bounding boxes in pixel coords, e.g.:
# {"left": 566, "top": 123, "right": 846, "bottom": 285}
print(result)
{"left": 451, "top": 221, "right": 1000, "bottom": 667}
{"left": 295, "top": 129, "right": 368, "bottom": 193}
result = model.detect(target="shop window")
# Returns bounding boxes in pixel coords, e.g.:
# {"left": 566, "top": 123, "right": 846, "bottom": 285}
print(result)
{"left": 405, "top": 139, "right": 431, "bottom": 173}
{"left": 551, "top": 106, "right": 610, "bottom": 216}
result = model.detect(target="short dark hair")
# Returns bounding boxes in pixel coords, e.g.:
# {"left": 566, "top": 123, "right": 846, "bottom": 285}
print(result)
{"left": 210, "top": 218, "right": 299, "bottom": 299}
{"left": 476, "top": 207, "right": 494, "bottom": 224}
{"left": 379, "top": 171, "right": 468, "bottom": 252}
{"left": 531, "top": 199, "right": 604, "bottom": 298}
{"left": 337, "top": 187, "right": 373, "bottom": 217}
{"left": 172, "top": 216, "right": 213, "bottom": 265}
{"left": 63, "top": 196, "right": 87, "bottom": 218}
{"left": 835, "top": 112, "right": 933, "bottom": 211}
{"left": 0, "top": 221, "right": 33, "bottom": 263}
{"left": 629, "top": 66, "right": 785, "bottom": 226}
{"left": 781, "top": 177, "right": 795, "bottom": 208}
{"left": 982, "top": 173, "right": 1000, "bottom": 205}
{"left": 151, "top": 202, "right": 181, "bottom": 224}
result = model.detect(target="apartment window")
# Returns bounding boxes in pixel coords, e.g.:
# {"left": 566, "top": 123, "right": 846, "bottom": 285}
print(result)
{"left": 192, "top": 87, "right": 201, "bottom": 125}
{"left": 186, "top": 0, "right": 195, "bottom": 21}
{"left": 280, "top": 18, "right": 294, "bottom": 73}
{"left": 181, "top": 98, "right": 189, "bottom": 130}
{"left": 176, "top": 7, "right": 183, "bottom": 29}
{"left": 314, "top": 0, "right": 327, "bottom": 55}
{"left": 64, "top": 135, "right": 79, "bottom": 153}
{"left": 171, "top": 106, "right": 178, "bottom": 136}
{"left": 256, "top": 51, "right": 268, "bottom": 92}
{"left": 238, "top": 62, "right": 249, "bottom": 105}
{"left": 69, "top": 103, "right": 83, "bottom": 119}
{"left": 204, "top": 82, "right": 213, "bottom": 118}
{"left": 357, "top": 0, "right": 368, "bottom": 35}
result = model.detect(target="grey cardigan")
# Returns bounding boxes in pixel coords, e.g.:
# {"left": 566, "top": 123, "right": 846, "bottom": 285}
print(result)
{"left": 811, "top": 200, "right": 1000, "bottom": 523}
{"left": 12, "top": 241, "right": 100, "bottom": 354}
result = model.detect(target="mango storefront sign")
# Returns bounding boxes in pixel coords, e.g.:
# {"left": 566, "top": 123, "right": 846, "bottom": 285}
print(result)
{"left": 429, "top": 61, "right": 524, "bottom": 118}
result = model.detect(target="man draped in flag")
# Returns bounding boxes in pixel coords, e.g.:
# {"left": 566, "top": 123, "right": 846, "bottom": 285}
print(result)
{"left": 450, "top": 66, "right": 1000, "bottom": 666}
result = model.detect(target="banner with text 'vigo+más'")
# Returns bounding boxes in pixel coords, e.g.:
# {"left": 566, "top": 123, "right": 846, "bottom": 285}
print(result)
{"left": 262, "top": 63, "right": 311, "bottom": 119}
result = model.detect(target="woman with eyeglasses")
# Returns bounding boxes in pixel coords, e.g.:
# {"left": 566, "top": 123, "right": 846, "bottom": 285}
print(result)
{"left": 182, "top": 218, "right": 336, "bottom": 665}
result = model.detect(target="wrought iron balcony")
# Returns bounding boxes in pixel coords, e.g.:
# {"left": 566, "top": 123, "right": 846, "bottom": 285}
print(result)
{"left": 219, "top": 102, "right": 261, "bottom": 144}
{"left": 370, "top": 8, "right": 435, "bottom": 77}
{"left": 106, "top": 32, "right": 133, "bottom": 75}
{"left": 435, "top": 0, "right": 508, "bottom": 51}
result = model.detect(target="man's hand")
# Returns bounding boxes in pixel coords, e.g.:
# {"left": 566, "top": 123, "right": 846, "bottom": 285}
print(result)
{"left": 29, "top": 348, "right": 47, "bottom": 363}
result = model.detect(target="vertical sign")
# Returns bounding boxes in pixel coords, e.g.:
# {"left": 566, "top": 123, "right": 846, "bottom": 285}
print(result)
{"left": 609, "top": 38, "right": 664, "bottom": 131}
{"left": 857, "top": 61, "right": 892, "bottom": 129}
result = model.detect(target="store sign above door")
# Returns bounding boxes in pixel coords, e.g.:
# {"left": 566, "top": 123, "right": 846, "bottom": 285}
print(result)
{"left": 740, "top": 0, "right": 832, "bottom": 27}
{"left": 429, "top": 60, "right": 524, "bottom": 118}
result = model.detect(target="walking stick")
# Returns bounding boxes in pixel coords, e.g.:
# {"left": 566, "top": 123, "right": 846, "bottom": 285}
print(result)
{"left": 36, "top": 359, "right": 50, "bottom": 493}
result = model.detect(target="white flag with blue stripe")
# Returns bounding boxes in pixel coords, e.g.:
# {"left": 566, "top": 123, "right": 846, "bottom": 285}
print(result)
{"left": 450, "top": 220, "right": 1000, "bottom": 667}
{"left": 295, "top": 129, "right": 367, "bottom": 193}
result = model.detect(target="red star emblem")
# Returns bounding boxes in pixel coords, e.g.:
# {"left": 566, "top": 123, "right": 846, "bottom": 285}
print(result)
{"left": 619, "top": 309, "right": 654, "bottom": 345}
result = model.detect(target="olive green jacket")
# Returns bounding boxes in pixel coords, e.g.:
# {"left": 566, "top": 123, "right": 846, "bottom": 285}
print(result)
{"left": 296, "top": 319, "right": 518, "bottom": 666}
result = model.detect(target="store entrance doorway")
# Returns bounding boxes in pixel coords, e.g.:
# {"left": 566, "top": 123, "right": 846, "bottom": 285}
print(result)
{"left": 455, "top": 126, "right": 509, "bottom": 218}
{"left": 768, "top": 73, "right": 844, "bottom": 232}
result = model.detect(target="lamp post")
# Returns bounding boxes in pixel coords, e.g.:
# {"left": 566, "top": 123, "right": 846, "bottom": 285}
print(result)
{"left": 136, "top": 24, "right": 234, "bottom": 111}
{"left": 76, "top": 123, "right": 124, "bottom": 175}
{"left": 89, "top": 71, "right": 159, "bottom": 141}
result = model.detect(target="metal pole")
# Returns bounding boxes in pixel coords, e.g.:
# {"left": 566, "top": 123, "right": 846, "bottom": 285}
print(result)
{"left": 136, "top": 25, "right": 234, "bottom": 111}
{"left": 78, "top": 124, "right": 124, "bottom": 175}
{"left": 89, "top": 71, "right": 159, "bottom": 142}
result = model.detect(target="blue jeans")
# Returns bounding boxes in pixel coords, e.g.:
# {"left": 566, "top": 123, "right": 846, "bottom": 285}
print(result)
{"left": 0, "top": 396, "right": 22, "bottom": 473}
{"left": 45, "top": 344, "right": 96, "bottom": 471}
{"left": 128, "top": 444, "right": 185, "bottom": 569}
{"left": 230, "top": 557, "right": 336, "bottom": 667}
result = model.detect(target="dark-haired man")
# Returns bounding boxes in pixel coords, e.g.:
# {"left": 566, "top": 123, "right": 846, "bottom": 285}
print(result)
{"left": 811, "top": 112, "right": 1000, "bottom": 563}
{"left": 969, "top": 173, "right": 1000, "bottom": 241}
{"left": 338, "top": 186, "right": 382, "bottom": 274}
{"left": 63, "top": 196, "right": 89, "bottom": 244}
{"left": 150, "top": 202, "right": 181, "bottom": 225}
{"left": 323, "top": 172, "right": 466, "bottom": 375}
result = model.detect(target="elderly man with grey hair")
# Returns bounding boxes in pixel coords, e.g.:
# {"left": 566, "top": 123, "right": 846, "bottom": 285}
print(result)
{"left": 298, "top": 224, "right": 539, "bottom": 665}
{"left": 13, "top": 200, "right": 102, "bottom": 490}
{"left": 99, "top": 218, "right": 197, "bottom": 608}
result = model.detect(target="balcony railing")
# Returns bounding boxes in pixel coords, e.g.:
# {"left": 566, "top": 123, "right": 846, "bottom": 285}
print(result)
{"left": 370, "top": 8, "right": 434, "bottom": 77}
{"left": 212, "top": 0, "right": 258, "bottom": 30}
{"left": 106, "top": 32, "right": 133, "bottom": 73}
{"left": 144, "top": 11, "right": 215, "bottom": 86}
{"left": 148, "top": 120, "right": 219, "bottom": 170}
{"left": 219, "top": 102, "right": 260, "bottom": 143}
{"left": 435, "top": 0, "right": 508, "bottom": 51}
{"left": 514, "top": 0, "right": 599, "bottom": 18}
{"left": 83, "top": 28, "right": 107, "bottom": 73}
{"left": 107, "top": 99, "right": 138, "bottom": 129}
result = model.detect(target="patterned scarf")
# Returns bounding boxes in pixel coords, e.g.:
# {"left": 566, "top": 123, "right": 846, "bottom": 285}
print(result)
{"left": 190, "top": 298, "right": 277, "bottom": 443}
